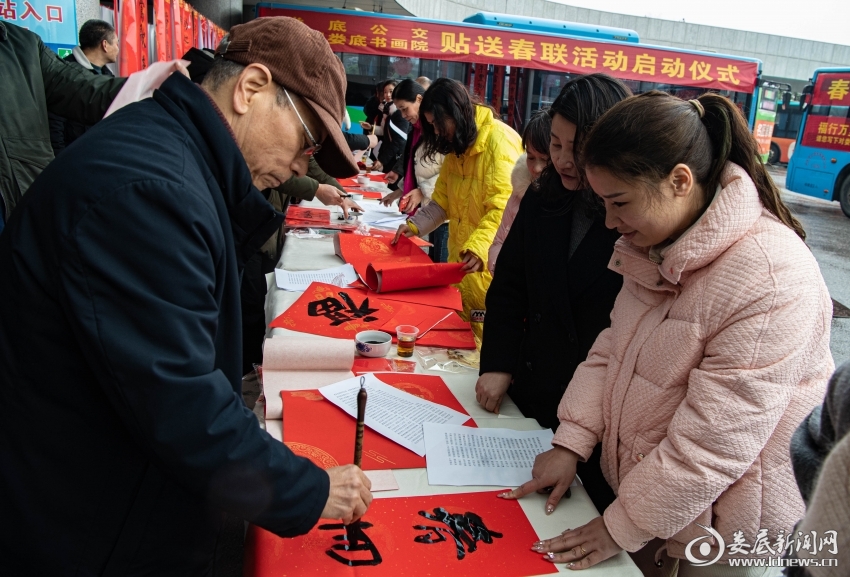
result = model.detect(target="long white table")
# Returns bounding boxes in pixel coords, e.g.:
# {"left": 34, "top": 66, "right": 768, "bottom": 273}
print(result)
{"left": 261, "top": 198, "right": 640, "bottom": 576}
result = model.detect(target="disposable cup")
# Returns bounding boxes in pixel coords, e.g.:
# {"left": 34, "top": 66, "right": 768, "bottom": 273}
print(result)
{"left": 395, "top": 325, "right": 419, "bottom": 358}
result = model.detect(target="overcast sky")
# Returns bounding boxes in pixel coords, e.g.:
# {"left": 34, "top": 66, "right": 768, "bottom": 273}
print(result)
{"left": 552, "top": 0, "right": 850, "bottom": 46}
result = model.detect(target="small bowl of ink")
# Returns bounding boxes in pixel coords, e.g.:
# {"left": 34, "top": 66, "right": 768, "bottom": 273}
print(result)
{"left": 354, "top": 330, "right": 392, "bottom": 357}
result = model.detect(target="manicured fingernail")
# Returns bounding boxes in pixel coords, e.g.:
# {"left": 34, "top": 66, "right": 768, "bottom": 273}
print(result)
{"left": 567, "top": 562, "right": 575, "bottom": 568}
{"left": 531, "top": 542, "right": 543, "bottom": 551}
{"left": 546, "top": 504, "right": 554, "bottom": 515}
{"left": 497, "top": 492, "right": 510, "bottom": 498}
{"left": 547, "top": 552, "right": 556, "bottom": 560}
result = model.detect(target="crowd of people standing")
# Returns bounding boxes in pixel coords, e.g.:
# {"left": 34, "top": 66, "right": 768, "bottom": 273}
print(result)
{"left": 0, "top": 13, "right": 845, "bottom": 577}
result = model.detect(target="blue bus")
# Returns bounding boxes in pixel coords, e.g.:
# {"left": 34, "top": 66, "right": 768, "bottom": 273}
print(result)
{"left": 786, "top": 68, "right": 850, "bottom": 217}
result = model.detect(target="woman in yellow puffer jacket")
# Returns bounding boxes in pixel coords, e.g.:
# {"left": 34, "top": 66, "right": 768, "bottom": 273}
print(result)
{"left": 393, "top": 78, "right": 523, "bottom": 345}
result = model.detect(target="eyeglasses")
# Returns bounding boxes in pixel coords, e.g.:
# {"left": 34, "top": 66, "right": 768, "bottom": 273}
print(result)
{"left": 283, "top": 88, "right": 321, "bottom": 156}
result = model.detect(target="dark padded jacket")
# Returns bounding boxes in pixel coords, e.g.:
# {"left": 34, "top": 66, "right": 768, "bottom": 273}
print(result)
{"left": 0, "top": 73, "right": 329, "bottom": 575}
{"left": 481, "top": 188, "right": 622, "bottom": 511}
{"left": 48, "top": 49, "right": 116, "bottom": 155}
{"left": 0, "top": 21, "right": 124, "bottom": 224}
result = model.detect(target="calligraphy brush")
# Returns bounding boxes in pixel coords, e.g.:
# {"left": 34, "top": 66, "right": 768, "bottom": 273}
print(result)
{"left": 345, "top": 376, "right": 368, "bottom": 546}
{"left": 353, "top": 376, "right": 367, "bottom": 467}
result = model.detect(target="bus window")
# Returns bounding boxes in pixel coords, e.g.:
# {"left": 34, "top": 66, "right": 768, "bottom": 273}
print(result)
{"left": 810, "top": 105, "right": 850, "bottom": 120}
{"left": 340, "top": 53, "right": 380, "bottom": 78}
{"left": 387, "top": 57, "right": 419, "bottom": 80}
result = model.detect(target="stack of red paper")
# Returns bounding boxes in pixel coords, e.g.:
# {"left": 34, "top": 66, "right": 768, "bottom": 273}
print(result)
{"left": 285, "top": 206, "right": 357, "bottom": 231}
{"left": 269, "top": 231, "right": 476, "bottom": 347}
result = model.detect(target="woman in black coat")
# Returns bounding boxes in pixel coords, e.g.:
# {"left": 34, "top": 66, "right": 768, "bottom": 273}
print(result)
{"left": 477, "top": 74, "right": 631, "bottom": 513}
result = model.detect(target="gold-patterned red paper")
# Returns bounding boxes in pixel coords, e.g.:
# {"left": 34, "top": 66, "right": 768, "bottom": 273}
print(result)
{"left": 280, "top": 373, "right": 473, "bottom": 471}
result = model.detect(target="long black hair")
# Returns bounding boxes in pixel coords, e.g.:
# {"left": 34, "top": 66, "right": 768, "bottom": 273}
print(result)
{"left": 419, "top": 78, "right": 480, "bottom": 160}
{"left": 392, "top": 78, "right": 425, "bottom": 103}
{"left": 581, "top": 91, "right": 805, "bottom": 240}
{"left": 537, "top": 73, "right": 632, "bottom": 213}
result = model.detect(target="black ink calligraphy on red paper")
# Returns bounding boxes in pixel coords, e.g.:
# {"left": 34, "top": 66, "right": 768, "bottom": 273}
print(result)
{"left": 319, "top": 521, "right": 383, "bottom": 566}
{"left": 413, "top": 508, "right": 503, "bottom": 560}
{"left": 306, "top": 291, "right": 379, "bottom": 326}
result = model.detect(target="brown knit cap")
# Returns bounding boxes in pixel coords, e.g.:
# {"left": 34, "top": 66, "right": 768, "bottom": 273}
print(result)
{"left": 216, "top": 17, "right": 357, "bottom": 178}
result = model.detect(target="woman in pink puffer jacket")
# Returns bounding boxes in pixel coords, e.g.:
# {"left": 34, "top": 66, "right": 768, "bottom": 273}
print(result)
{"left": 502, "top": 92, "right": 834, "bottom": 576}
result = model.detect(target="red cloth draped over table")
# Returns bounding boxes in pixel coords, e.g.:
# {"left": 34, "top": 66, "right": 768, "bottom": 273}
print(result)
{"left": 244, "top": 491, "right": 558, "bottom": 577}
{"left": 280, "top": 374, "right": 473, "bottom": 471}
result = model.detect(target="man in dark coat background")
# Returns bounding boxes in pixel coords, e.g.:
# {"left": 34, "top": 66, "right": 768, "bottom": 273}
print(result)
{"left": 0, "top": 17, "right": 370, "bottom": 576}
{"left": 48, "top": 18, "right": 120, "bottom": 155}
{"left": 0, "top": 20, "right": 125, "bottom": 233}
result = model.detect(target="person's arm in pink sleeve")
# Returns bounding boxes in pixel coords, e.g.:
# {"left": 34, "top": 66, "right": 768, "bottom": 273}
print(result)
{"left": 488, "top": 187, "right": 524, "bottom": 275}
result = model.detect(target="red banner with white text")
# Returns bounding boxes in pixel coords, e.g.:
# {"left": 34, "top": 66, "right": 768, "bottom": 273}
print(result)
{"left": 257, "top": 6, "right": 759, "bottom": 93}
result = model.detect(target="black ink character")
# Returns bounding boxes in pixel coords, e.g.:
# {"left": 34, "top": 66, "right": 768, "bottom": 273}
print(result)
{"left": 318, "top": 521, "right": 383, "bottom": 566}
{"left": 414, "top": 508, "right": 503, "bottom": 560}
{"left": 307, "top": 291, "right": 379, "bottom": 326}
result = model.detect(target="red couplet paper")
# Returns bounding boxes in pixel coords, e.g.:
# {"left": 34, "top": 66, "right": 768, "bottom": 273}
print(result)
{"left": 269, "top": 282, "right": 457, "bottom": 340}
{"left": 431, "top": 311, "right": 471, "bottom": 331}
{"left": 351, "top": 358, "right": 417, "bottom": 374}
{"left": 334, "top": 233, "right": 433, "bottom": 281}
{"left": 364, "top": 261, "right": 466, "bottom": 293}
{"left": 343, "top": 187, "right": 384, "bottom": 200}
{"left": 281, "top": 374, "right": 473, "bottom": 471}
{"left": 366, "top": 229, "right": 433, "bottom": 248}
{"left": 287, "top": 205, "right": 330, "bottom": 224}
{"left": 243, "top": 491, "right": 558, "bottom": 577}
{"left": 373, "top": 286, "right": 463, "bottom": 311}
{"left": 286, "top": 206, "right": 358, "bottom": 231}
{"left": 413, "top": 329, "right": 477, "bottom": 349}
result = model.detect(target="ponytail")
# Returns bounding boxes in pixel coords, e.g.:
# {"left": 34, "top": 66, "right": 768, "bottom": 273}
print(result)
{"left": 583, "top": 91, "right": 805, "bottom": 240}
{"left": 697, "top": 93, "right": 806, "bottom": 240}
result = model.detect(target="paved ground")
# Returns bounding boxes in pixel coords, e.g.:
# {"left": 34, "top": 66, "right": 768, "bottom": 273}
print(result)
{"left": 768, "top": 165, "right": 850, "bottom": 367}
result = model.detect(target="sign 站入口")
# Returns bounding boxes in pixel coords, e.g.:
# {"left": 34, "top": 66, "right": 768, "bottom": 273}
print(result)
{"left": 1, "top": 0, "right": 77, "bottom": 53}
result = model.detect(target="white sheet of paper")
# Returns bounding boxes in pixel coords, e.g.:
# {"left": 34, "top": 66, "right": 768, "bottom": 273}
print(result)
{"left": 423, "top": 423, "right": 555, "bottom": 486}
{"left": 274, "top": 264, "right": 358, "bottom": 291}
{"left": 368, "top": 216, "right": 408, "bottom": 230}
{"left": 319, "top": 374, "right": 470, "bottom": 457}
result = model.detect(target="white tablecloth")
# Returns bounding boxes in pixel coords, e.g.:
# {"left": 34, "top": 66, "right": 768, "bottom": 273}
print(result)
{"left": 262, "top": 199, "right": 640, "bottom": 576}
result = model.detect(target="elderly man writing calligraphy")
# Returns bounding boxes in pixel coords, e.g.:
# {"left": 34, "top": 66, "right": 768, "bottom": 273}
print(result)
{"left": 0, "top": 18, "right": 371, "bottom": 574}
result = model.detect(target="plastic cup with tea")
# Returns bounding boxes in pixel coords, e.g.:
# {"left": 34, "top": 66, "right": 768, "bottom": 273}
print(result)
{"left": 395, "top": 325, "right": 419, "bottom": 358}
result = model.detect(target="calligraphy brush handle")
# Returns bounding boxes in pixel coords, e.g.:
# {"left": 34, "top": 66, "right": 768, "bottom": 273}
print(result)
{"left": 353, "top": 386, "right": 367, "bottom": 468}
